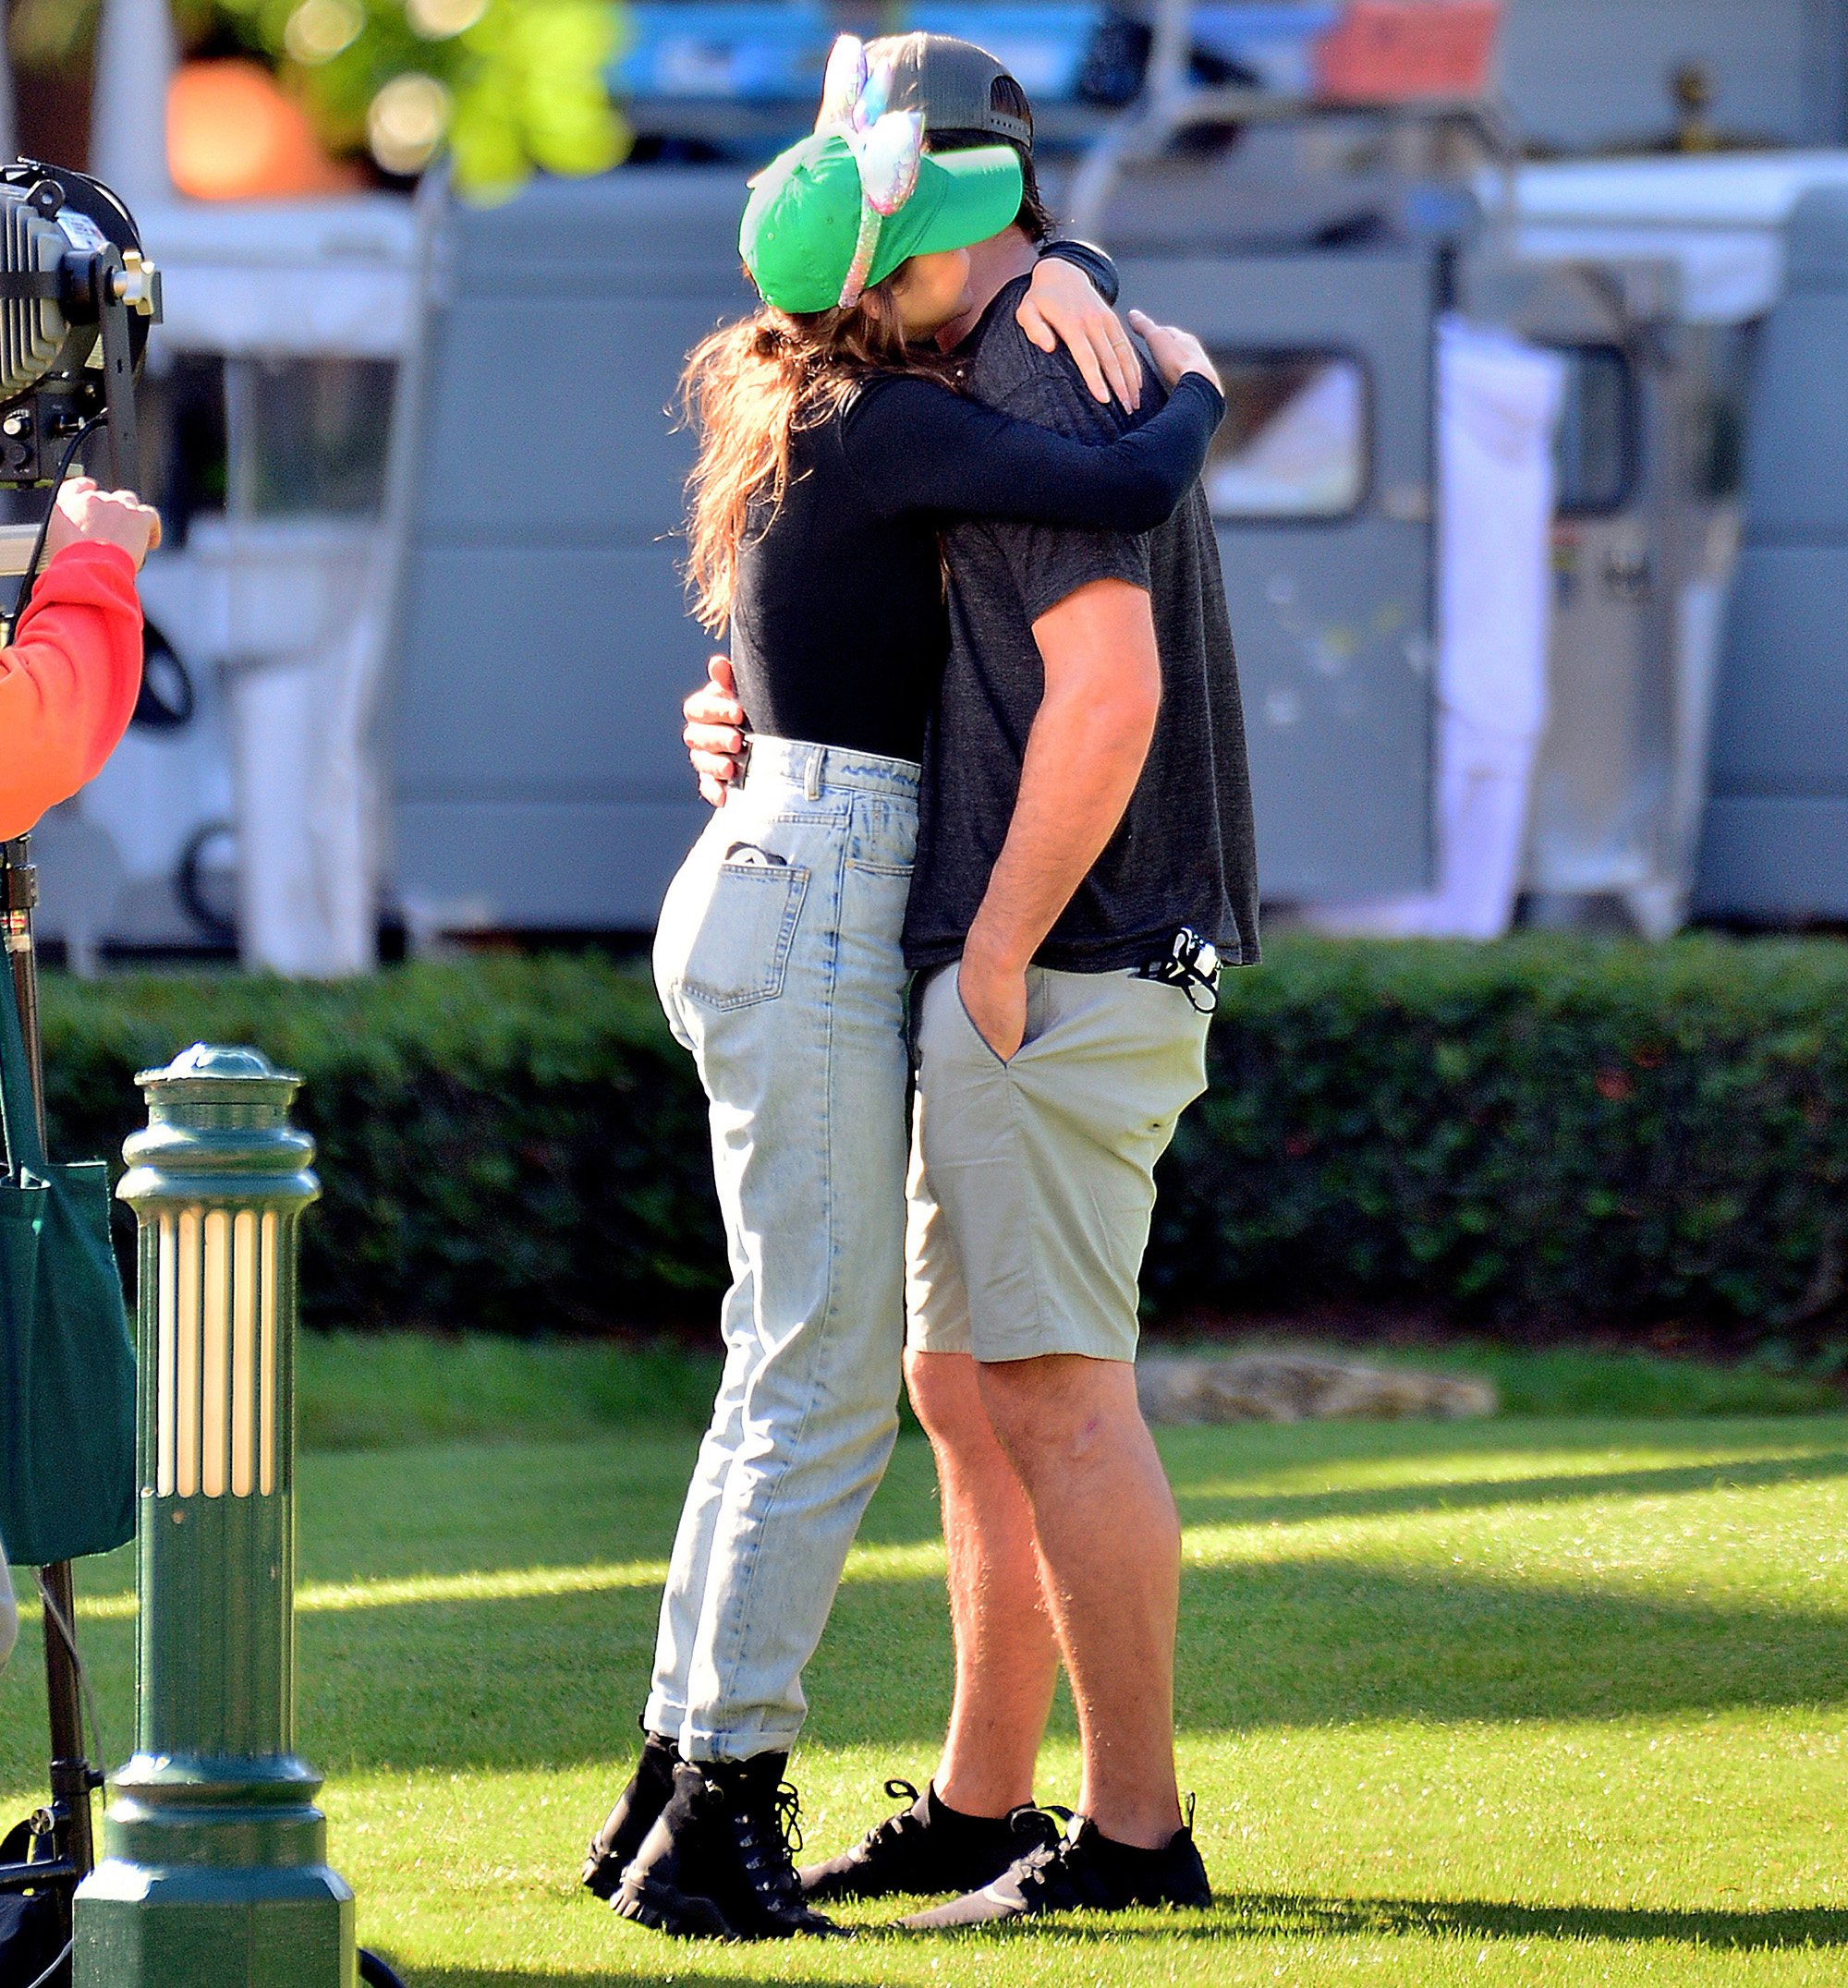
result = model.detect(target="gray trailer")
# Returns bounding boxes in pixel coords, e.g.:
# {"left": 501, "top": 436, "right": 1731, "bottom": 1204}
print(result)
{"left": 36, "top": 4, "right": 1763, "bottom": 961}
{"left": 383, "top": 137, "right": 1458, "bottom": 930}
{"left": 1695, "top": 187, "right": 1848, "bottom": 923}
{"left": 381, "top": 70, "right": 1724, "bottom": 941}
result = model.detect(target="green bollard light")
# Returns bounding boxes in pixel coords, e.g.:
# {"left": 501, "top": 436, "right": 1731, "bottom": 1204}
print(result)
{"left": 73, "top": 1044, "right": 354, "bottom": 1988}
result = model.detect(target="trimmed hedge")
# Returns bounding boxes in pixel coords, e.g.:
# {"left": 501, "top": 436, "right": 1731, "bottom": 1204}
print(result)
{"left": 34, "top": 935, "right": 1848, "bottom": 1334}
{"left": 1151, "top": 935, "right": 1848, "bottom": 1330}
{"left": 39, "top": 956, "right": 722, "bottom": 1333}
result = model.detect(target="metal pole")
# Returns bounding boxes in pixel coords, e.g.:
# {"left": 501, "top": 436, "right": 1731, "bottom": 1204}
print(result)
{"left": 3, "top": 836, "right": 48, "bottom": 1151}
{"left": 73, "top": 1044, "right": 353, "bottom": 1988}
{"left": 1, "top": 834, "right": 100, "bottom": 1904}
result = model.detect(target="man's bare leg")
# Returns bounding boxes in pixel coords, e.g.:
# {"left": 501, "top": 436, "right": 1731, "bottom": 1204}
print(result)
{"left": 906, "top": 1348, "right": 1059, "bottom": 1817}
{"left": 975, "top": 1352, "right": 1182, "bottom": 1849}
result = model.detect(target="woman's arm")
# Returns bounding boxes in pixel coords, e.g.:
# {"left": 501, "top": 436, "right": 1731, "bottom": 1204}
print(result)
{"left": 1017, "top": 248, "right": 1138, "bottom": 408}
{"left": 846, "top": 363, "right": 1224, "bottom": 536}
{"left": 0, "top": 540, "right": 146, "bottom": 839}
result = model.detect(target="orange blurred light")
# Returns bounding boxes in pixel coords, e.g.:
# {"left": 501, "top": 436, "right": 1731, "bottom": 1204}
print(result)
{"left": 167, "top": 59, "right": 364, "bottom": 200}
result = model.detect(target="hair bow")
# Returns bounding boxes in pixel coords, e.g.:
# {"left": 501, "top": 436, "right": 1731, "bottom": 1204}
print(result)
{"left": 816, "top": 34, "right": 924, "bottom": 309}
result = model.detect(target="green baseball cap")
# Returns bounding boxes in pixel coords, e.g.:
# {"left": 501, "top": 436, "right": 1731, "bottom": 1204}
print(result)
{"left": 740, "top": 129, "right": 1023, "bottom": 315}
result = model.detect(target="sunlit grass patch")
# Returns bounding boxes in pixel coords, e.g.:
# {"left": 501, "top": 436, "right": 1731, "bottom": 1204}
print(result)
{"left": 6, "top": 1416, "right": 1847, "bottom": 1983}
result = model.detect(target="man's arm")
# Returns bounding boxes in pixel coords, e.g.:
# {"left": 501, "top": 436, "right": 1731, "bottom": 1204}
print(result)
{"left": 957, "top": 577, "right": 1161, "bottom": 1061}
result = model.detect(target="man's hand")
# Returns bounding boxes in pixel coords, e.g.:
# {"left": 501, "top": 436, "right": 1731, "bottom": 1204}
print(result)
{"left": 43, "top": 477, "right": 162, "bottom": 570}
{"left": 1016, "top": 257, "right": 1142, "bottom": 411}
{"left": 683, "top": 653, "right": 747, "bottom": 806}
{"left": 957, "top": 940, "right": 1028, "bottom": 1063}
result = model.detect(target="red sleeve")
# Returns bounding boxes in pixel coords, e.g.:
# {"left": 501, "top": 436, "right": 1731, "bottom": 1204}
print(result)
{"left": 0, "top": 540, "right": 143, "bottom": 839}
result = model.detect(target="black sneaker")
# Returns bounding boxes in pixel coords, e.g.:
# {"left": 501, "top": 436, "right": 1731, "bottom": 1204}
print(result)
{"left": 900, "top": 1809, "right": 1211, "bottom": 1929}
{"left": 582, "top": 1727, "right": 680, "bottom": 1898}
{"left": 799, "top": 1778, "right": 1053, "bottom": 1902}
{"left": 614, "top": 1755, "right": 842, "bottom": 1940}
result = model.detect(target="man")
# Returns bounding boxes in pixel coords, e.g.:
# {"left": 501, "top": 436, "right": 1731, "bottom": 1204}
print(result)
{"left": 678, "top": 30, "right": 1258, "bottom": 1927}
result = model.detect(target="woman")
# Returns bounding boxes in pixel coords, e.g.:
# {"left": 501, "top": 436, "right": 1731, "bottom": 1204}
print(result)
{"left": 590, "top": 69, "right": 1225, "bottom": 1942}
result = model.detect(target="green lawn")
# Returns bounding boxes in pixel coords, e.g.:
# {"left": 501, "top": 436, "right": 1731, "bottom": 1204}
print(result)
{"left": 7, "top": 1416, "right": 1848, "bottom": 1984}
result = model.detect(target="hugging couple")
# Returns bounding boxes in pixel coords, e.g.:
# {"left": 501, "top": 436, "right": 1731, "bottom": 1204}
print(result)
{"left": 582, "top": 28, "right": 1258, "bottom": 1941}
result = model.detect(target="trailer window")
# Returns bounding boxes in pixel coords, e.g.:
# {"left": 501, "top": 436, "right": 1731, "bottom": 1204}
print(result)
{"left": 1204, "top": 352, "right": 1368, "bottom": 520}
{"left": 1552, "top": 344, "right": 1636, "bottom": 518}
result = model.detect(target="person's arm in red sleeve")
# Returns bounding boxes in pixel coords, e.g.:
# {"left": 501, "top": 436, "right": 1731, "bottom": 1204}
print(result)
{"left": 0, "top": 481, "right": 159, "bottom": 840}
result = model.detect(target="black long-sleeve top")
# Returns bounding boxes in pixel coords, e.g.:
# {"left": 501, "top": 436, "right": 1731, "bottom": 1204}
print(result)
{"left": 727, "top": 310, "right": 1223, "bottom": 764}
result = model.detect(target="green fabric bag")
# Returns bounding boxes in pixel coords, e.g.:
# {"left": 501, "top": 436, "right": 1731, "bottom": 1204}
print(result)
{"left": 0, "top": 960, "right": 135, "bottom": 1567}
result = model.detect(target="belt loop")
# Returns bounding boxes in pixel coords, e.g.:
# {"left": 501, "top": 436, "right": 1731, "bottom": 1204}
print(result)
{"left": 805, "top": 745, "right": 824, "bottom": 801}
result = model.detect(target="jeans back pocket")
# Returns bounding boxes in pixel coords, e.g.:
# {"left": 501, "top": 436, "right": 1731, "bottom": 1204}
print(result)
{"left": 678, "top": 858, "right": 811, "bottom": 1011}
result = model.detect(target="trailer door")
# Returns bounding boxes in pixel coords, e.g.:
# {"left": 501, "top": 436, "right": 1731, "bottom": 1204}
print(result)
{"left": 1118, "top": 251, "right": 1436, "bottom": 901}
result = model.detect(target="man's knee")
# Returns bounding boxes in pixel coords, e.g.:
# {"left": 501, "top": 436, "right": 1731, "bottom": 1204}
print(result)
{"left": 975, "top": 1352, "right": 1139, "bottom": 1473}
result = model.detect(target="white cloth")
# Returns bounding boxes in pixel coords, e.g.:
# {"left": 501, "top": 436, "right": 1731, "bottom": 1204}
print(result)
{"left": 1307, "top": 319, "right": 1566, "bottom": 939}
{"left": 187, "top": 517, "right": 382, "bottom": 975}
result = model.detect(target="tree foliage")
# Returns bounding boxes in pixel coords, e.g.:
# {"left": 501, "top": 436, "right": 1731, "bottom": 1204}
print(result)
{"left": 12, "top": 0, "right": 628, "bottom": 200}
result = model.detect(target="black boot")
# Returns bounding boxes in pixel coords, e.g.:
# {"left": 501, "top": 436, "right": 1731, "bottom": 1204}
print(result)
{"left": 614, "top": 1755, "right": 841, "bottom": 1939}
{"left": 582, "top": 1727, "right": 680, "bottom": 1898}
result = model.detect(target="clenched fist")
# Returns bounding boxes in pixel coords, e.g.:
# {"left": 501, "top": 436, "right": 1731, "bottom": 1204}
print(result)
{"left": 43, "top": 477, "right": 162, "bottom": 569}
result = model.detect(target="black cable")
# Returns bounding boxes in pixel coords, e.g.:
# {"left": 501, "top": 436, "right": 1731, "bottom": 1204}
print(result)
{"left": 35, "top": 1569, "right": 113, "bottom": 1781}
{"left": 131, "top": 621, "right": 194, "bottom": 731}
{"left": 11, "top": 414, "right": 106, "bottom": 632}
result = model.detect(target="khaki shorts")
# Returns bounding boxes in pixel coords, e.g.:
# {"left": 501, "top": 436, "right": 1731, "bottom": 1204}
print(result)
{"left": 906, "top": 962, "right": 1210, "bottom": 1365}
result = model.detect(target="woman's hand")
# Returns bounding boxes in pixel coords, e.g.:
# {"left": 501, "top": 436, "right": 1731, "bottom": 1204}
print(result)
{"left": 43, "top": 477, "right": 163, "bottom": 569}
{"left": 1017, "top": 257, "right": 1142, "bottom": 410}
{"left": 1125, "top": 309, "right": 1222, "bottom": 397}
{"left": 684, "top": 653, "right": 747, "bottom": 806}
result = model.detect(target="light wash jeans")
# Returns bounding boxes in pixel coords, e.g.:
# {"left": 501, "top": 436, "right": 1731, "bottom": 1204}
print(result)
{"left": 645, "top": 737, "right": 919, "bottom": 1762}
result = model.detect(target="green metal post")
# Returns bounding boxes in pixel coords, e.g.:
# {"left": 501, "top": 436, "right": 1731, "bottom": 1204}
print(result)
{"left": 72, "top": 1044, "right": 354, "bottom": 1988}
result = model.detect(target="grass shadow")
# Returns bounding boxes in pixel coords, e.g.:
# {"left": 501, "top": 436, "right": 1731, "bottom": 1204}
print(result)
{"left": 289, "top": 1427, "right": 1848, "bottom": 1592}
{"left": 1171, "top": 1449, "right": 1848, "bottom": 1531}
{"left": 1316, "top": 1895, "right": 1848, "bottom": 1949}
{"left": 905, "top": 1893, "right": 1848, "bottom": 1951}
{"left": 13, "top": 1523, "right": 1848, "bottom": 1787}
{"left": 284, "top": 1551, "right": 1848, "bottom": 1768}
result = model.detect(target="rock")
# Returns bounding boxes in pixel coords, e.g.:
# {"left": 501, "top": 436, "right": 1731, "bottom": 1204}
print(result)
{"left": 1135, "top": 1350, "right": 1497, "bottom": 1424}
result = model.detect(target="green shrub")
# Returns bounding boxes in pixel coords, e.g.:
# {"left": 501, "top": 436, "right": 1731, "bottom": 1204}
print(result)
{"left": 1152, "top": 933, "right": 1848, "bottom": 1328}
{"left": 35, "top": 934, "right": 1848, "bottom": 1334}
{"left": 39, "top": 954, "right": 725, "bottom": 1333}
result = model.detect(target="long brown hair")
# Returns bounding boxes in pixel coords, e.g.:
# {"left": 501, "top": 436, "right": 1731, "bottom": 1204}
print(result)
{"left": 681, "top": 275, "right": 959, "bottom": 633}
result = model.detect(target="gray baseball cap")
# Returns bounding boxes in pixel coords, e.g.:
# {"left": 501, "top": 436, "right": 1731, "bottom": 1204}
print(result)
{"left": 867, "top": 31, "right": 1035, "bottom": 151}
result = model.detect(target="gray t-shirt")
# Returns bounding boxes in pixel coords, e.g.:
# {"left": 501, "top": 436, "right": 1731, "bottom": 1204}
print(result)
{"left": 902, "top": 275, "right": 1261, "bottom": 975}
